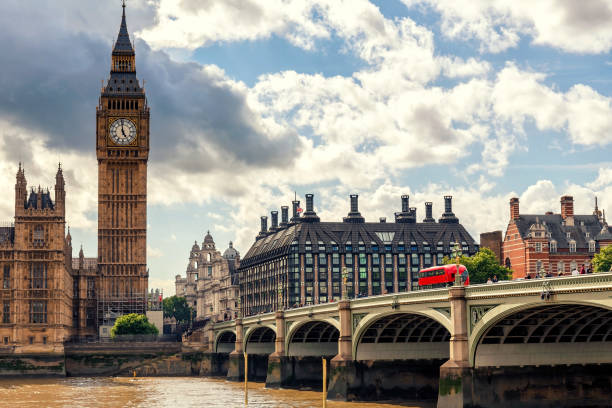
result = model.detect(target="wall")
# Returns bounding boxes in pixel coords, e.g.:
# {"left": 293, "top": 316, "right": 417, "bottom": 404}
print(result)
{"left": 0, "top": 353, "right": 65, "bottom": 376}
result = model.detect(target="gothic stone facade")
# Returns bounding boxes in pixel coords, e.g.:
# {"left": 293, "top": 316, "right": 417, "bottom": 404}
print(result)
{"left": 239, "top": 194, "right": 478, "bottom": 316}
{"left": 175, "top": 232, "right": 240, "bottom": 323}
{"left": 96, "top": 5, "right": 149, "bottom": 325}
{"left": 499, "top": 196, "right": 612, "bottom": 279}
{"left": 0, "top": 165, "right": 73, "bottom": 353}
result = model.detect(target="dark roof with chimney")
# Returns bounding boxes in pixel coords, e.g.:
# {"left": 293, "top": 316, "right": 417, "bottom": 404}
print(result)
{"left": 240, "top": 218, "right": 477, "bottom": 269}
{"left": 513, "top": 214, "right": 609, "bottom": 248}
{"left": 25, "top": 189, "right": 54, "bottom": 210}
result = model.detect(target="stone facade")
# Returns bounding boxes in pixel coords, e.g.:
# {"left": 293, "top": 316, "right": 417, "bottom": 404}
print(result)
{"left": 0, "top": 165, "right": 73, "bottom": 354}
{"left": 492, "top": 196, "right": 612, "bottom": 279}
{"left": 175, "top": 232, "right": 240, "bottom": 323}
{"left": 96, "top": 4, "right": 149, "bottom": 326}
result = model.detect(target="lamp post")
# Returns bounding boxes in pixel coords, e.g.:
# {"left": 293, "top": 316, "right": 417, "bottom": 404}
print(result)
{"left": 277, "top": 281, "right": 283, "bottom": 311}
{"left": 341, "top": 266, "right": 349, "bottom": 300}
{"left": 237, "top": 297, "right": 242, "bottom": 319}
{"left": 451, "top": 242, "right": 462, "bottom": 286}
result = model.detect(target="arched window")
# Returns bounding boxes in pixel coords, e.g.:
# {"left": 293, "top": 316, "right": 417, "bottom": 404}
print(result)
{"left": 505, "top": 258, "right": 511, "bottom": 269}
{"left": 33, "top": 225, "right": 44, "bottom": 245}
{"left": 569, "top": 240, "right": 576, "bottom": 253}
{"left": 557, "top": 261, "right": 564, "bottom": 273}
{"left": 207, "top": 253, "right": 211, "bottom": 262}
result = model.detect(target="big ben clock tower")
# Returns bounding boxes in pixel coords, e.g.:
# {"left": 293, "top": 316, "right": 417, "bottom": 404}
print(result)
{"left": 96, "top": 3, "right": 149, "bottom": 326}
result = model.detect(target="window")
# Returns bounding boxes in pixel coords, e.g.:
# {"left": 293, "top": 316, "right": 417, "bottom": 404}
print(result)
{"left": 536, "top": 260, "right": 542, "bottom": 272}
{"left": 570, "top": 261, "right": 577, "bottom": 272}
{"left": 29, "top": 337, "right": 34, "bottom": 345}
{"left": 375, "top": 232, "right": 395, "bottom": 243}
{"left": 2, "top": 265, "right": 9, "bottom": 289}
{"left": 30, "top": 301, "right": 47, "bottom": 324}
{"left": 586, "top": 232, "right": 590, "bottom": 238}
{"left": 30, "top": 263, "right": 47, "bottom": 289}
{"left": 569, "top": 241, "right": 576, "bottom": 253}
{"left": 87, "top": 278, "right": 95, "bottom": 298}
{"left": 359, "top": 253, "right": 367, "bottom": 265}
{"left": 549, "top": 241, "right": 557, "bottom": 253}
{"left": 2, "top": 301, "right": 9, "bottom": 323}
{"left": 535, "top": 242, "right": 542, "bottom": 252}
{"left": 3, "top": 337, "right": 7, "bottom": 345}
{"left": 332, "top": 253, "right": 339, "bottom": 265}
{"left": 411, "top": 253, "right": 419, "bottom": 266}
{"left": 436, "top": 253, "right": 444, "bottom": 265}
{"left": 207, "top": 266, "right": 212, "bottom": 277}
{"left": 566, "top": 232, "right": 571, "bottom": 239}
{"left": 318, "top": 253, "right": 327, "bottom": 265}
{"left": 424, "top": 253, "right": 432, "bottom": 266}
{"left": 589, "top": 240, "right": 596, "bottom": 252}
{"left": 42, "top": 336, "right": 47, "bottom": 345}
{"left": 557, "top": 261, "right": 564, "bottom": 273}
{"left": 345, "top": 255, "right": 352, "bottom": 265}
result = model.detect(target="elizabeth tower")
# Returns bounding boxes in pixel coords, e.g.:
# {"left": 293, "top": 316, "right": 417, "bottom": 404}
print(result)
{"left": 96, "top": 4, "right": 149, "bottom": 324}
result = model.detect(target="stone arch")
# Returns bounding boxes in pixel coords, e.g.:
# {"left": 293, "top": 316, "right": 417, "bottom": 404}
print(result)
{"left": 353, "top": 312, "right": 451, "bottom": 361}
{"left": 244, "top": 325, "right": 276, "bottom": 354}
{"left": 215, "top": 330, "right": 236, "bottom": 353}
{"left": 470, "top": 301, "right": 612, "bottom": 367}
{"left": 352, "top": 309, "right": 452, "bottom": 360}
{"left": 286, "top": 319, "right": 340, "bottom": 357}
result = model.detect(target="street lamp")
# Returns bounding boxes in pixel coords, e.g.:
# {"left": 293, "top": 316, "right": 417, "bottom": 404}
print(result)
{"left": 341, "top": 266, "right": 349, "bottom": 300}
{"left": 451, "top": 242, "right": 462, "bottom": 286}
{"left": 237, "top": 297, "right": 242, "bottom": 319}
{"left": 277, "top": 281, "right": 283, "bottom": 311}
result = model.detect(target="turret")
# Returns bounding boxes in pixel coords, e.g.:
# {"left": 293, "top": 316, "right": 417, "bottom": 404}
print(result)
{"left": 15, "top": 163, "right": 26, "bottom": 213}
{"left": 55, "top": 163, "right": 65, "bottom": 214}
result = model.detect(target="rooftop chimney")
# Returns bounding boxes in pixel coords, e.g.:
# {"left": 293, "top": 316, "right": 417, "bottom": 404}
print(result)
{"left": 270, "top": 211, "right": 279, "bottom": 231}
{"left": 379, "top": 217, "right": 386, "bottom": 223}
{"left": 256, "top": 216, "right": 268, "bottom": 240}
{"left": 280, "top": 206, "right": 289, "bottom": 227}
{"left": 302, "top": 193, "right": 320, "bottom": 222}
{"left": 561, "top": 195, "right": 574, "bottom": 225}
{"left": 510, "top": 197, "right": 520, "bottom": 221}
{"left": 343, "top": 194, "right": 364, "bottom": 223}
{"left": 396, "top": 194, "right": 416, "bottom": 223}
{"left": 291, "top": 200, "right": 301, "bottom": 223}
{"left": 438, "top": 195, "right": 458, "bottom": 223}
{"left": 423, "top": 202, "right": 435, "bottom": 222}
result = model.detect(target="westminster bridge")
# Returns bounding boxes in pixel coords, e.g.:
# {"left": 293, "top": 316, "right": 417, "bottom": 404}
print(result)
{"left": 197, "top": 273, "right": 612, "bottom": 407}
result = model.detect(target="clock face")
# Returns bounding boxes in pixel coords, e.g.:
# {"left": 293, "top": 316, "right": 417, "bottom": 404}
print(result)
{"left": 109, "top": 118, "right": 137, "bottom": 145}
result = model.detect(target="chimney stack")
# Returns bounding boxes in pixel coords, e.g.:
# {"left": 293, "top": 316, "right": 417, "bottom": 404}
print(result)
{"left": 343, "top": 194, "right": 364, "bottom": 223}
{"left": 256, "top": 216, "right": 268, "bottom": 240}
{"left": 401, "top": 195, "right": 409, "bottom": 213}
{"left": 379, "top": 217, "right": 386, "bottom": 223}
{"left": 510, "top": 197, "right": 520, "bottom": 221}
{"left": 423, "top": 202, "right": 435, "bottom": 222}
{"left": 302, "top": 193, "right": 320, "bottom": 222}
{"left": 280, "top": 206, "right": 289, "bottom": 227}
{"left": 560, "top": 196, "right": 574, "bottom": 225}
{"left": 438, "top": 195, "right": 458, "bottom": 223}
{"left": 270, "top": 211, "right": 278, "bottom": 230}
{"left": 291, "top": 200, "right": 301, "bottom": 223}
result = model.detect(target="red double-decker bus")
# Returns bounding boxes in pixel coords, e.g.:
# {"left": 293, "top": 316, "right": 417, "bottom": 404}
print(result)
{"left": 418, "top": 264, "right": 470, "bottom": 289}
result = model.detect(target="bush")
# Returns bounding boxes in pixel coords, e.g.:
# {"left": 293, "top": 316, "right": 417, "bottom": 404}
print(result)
{"left": 110, "top": 313, "right": 159, "bottom": 338}
{"left": 444, "top": 247, "right": 512, "bottom": 284}
{"left": 593, "top": 245, "right": 612, "bottom": 272}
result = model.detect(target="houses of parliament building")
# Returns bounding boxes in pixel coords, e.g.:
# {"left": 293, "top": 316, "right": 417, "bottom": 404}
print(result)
{"left": 0, "top": 4, "right": 149, "bottom": 352}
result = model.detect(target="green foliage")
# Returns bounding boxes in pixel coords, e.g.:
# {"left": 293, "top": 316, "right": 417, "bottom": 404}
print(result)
{"left": 162, "top": 296, "right": 195, "bottom": 324}
{"left": 592, "top": 245, "right": 612, "bottom": 272}
{"left": 110, "top": 313, "right": 158, "bottom": 338}
{"left": 444, "top": 247, "right": 512, "bottom": 284}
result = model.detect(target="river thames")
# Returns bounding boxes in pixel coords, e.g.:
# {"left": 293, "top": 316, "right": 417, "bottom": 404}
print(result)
{"left": 0, "top": 377, "right": 432, "bottom": 408}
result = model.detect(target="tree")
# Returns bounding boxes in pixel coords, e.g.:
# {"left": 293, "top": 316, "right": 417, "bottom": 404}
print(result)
{"left": 163, "top": 296, "right": 194, "bottom": 324}
{"left": 110, "top": 313, "right": 158, "bottom": 338}
{"left": 592, "top": 245, "right": 612, "bottom": 272}
{"left": 444, "top": 247, "right": 512, "bottom": 284}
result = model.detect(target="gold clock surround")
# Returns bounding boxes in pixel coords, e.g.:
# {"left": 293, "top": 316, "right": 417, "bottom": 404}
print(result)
{"left": 107, "top": 116, "right": 138, "bottom": 146}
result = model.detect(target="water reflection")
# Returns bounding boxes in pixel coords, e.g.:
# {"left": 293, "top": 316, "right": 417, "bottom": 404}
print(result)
{"left": 0, "top": 377, "right": 433, "bottom": 408}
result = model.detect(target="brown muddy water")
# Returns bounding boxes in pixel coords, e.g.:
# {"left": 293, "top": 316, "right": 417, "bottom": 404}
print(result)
{"left": 0, "top": 377, "right": 434, "bottom": 408}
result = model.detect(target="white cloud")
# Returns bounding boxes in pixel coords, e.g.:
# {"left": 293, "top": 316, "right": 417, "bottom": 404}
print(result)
{"left": 402, "top": 0, "right": 612, "bottom": 54}
{"left": 148, "top": 245, "right": 164, "bottom": 259}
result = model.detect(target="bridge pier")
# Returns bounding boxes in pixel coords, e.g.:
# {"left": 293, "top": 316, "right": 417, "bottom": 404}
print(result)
{"left": 327, "top": 299, "right": 357, "bottom": 400}
{"left": 227, "top": 318, "right": 244, "bottom": 381}
{"left": 437, "top": 285, "right": 474, "bottom": 408}
{"left": 266, "top": 311, "right": 290, "bottom": 388}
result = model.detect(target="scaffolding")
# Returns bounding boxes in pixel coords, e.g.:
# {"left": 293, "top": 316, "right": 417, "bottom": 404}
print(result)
{"left": 97, "top": 295, "right": 146, "bottom": 327}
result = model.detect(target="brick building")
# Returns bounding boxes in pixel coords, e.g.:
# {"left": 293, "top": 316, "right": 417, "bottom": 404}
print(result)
{"left": 238, "top": 194, "right": 478, "bottom": 316}
{"left": 498, "top": 196, "right": 612, "bottom": 279}
{"left": 0, "top": 165, "right": 74, "bottom": 353}
{"left": 175, "top": 231, "right": 240, "bottom": 323}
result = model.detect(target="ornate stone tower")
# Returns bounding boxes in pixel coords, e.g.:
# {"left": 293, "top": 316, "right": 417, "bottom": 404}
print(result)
{"left": 96, "top": 3, "right": 149, "bottom": 326}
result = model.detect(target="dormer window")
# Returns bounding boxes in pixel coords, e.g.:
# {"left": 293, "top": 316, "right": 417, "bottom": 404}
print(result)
{"left": 585, "top": 232, "right": 590, "bottom": 238}
{"left": 566, "top": 232, "right": 571, "bottom": 239}
{"left": 569, "top": 240, "right": 576, "bottom": 253}
{"left": 589, "top": 240, "right": 596, "bottom": 252}
{"left": 550, "top": 240, "right": 557, "bottom": 253}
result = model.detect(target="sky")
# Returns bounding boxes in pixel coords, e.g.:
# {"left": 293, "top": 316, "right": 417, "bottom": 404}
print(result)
{"left": 0, "top": 0, "right": 611, "bottom": 297}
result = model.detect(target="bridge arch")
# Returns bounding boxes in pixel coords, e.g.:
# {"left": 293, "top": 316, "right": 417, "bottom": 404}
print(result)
{"left": 215, "top": 330, "right": 236, "bottom": 353}
{"left": 353, "top": 312, "right": 451, "bottom": 361}
{"left": 244, "top": 325, "right": 276, "bottom": 354}
{"left": 470, "top": 301, "right": 612, "bottom": 367}
{"left": 286, "top": 319, "right": 340, "bottom": 357}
